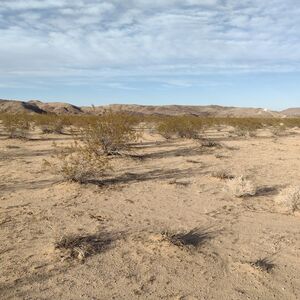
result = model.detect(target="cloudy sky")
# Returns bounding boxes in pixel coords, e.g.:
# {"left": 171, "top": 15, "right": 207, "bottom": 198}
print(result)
{"left": 0, "top": 0, "right": 300, "bottom": 109}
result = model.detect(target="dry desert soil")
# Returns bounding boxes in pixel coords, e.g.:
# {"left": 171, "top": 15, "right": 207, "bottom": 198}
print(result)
{"left": 0, "top": 127, "right": 300, "bottom": 299}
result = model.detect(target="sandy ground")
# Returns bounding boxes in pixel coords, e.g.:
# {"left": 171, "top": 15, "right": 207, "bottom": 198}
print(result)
{"left": 0, "top": 127, "right": 300, "bottom": 300}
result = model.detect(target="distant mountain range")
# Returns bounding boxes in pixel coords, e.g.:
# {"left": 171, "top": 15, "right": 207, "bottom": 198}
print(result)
{"left": 0, "top": 98, "right": 299, "bottom": 118}
{"left": 280, "top": 108, "right": 300, "bottom": 117}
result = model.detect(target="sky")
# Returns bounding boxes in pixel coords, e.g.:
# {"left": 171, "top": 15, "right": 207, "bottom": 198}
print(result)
{"left": 0, "top": 0, "right": 300, "bottom": 110}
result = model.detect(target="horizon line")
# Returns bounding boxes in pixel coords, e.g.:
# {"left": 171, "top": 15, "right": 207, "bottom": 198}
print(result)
{"left": 0, "top": 97, "right": 298, "bottom": 112}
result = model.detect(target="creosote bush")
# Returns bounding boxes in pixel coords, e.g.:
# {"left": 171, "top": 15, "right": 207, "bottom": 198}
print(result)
{"left": 82, "top": 110, "right": 140, "bottom": 155}
{"left": 1, "top": 113, "right": 299, "bottom": 139}
{"left": 157, "top": 116, "right": 203, "bottom": 139}
{"left": 43, "top": 112, "right": 140, "bottom": 183}
{"left": 227, "top": 176, "right": 257, "bottom": 197}
{"left": 275, "top": 186, "right": 300, "bottom": 212}
{"left": 34, "top": 115, "right": 66, "bottom": 134}
{"left": 270, "top": 125, "right": 287, "bottom": 137}
{"left": 1, "top": 113, "right": 32, "bottom": 139}
{"left": 155, "top": 115, "right": 300, "bottom": 140}
{"left": 45, "top": 141, "right": 109, "bottom": 183}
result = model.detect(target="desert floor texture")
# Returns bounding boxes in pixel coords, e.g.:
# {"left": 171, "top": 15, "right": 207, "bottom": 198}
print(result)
{"left": 0, "top": 128, "right": 300, "bottom": 299}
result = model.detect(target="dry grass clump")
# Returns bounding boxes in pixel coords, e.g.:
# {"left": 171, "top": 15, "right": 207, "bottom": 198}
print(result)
{"left": 54, "top": 232, "right": 115, "bottom": 262}
{"left": 200, "top": 139, "right": 222, "bottom": 148}
{"left": 275, "top": 186, "right": 300, "bottom": 212}
{"left": 227, "top": 176, "right": 257, "bottom": 197}
{"left": 162, "top": 228, "right": 212, "bottom": 249}
{"left": 215, "top": 154, "right": 229, "bottom": 159}
{"left": 250, "top": 257, "right": 276, "bottom": 273}
{"left": 168, "top": 179, "right": 191, "bottom": 186}
{"left": 5, "top": 145, "right": 20, "bottom": 149}
{"left": 45, "top": 141, "right": 109, "bottom": 183}
{"left": 1, "top": 113, "right": 32, "bottom": 139}
{"left": 212, "top": 170, "right": 234, "bottom": 180}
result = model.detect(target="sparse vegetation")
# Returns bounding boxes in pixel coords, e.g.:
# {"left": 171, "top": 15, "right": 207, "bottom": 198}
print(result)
{"left": 251, "top": 257, "right": 276, "bottom": 273}
{"left": 1, "top": 107, "right": 300, "bottom": 299}
{"left": 42, "top": 111, "right": 141, "bottom": 182}
{"left": 45, "top": 141, "right": 109, "bottom": 183}
{"left": 168, "top": 179, "right": 191, "bottom": 186}
{"left": 34, "top": 115, "right": 66, "bottom": 134}
{"left": 270, "top": 125, "right": 287, "bottom": 137}
{"left": 154, "top": 116, "right": 300, "bottom": 140}
{"left": 162, "top": 227, "right": 212, "bottom": 248}
{"left": 200, "top": 139, "right": 222, "bottom": 148}
{"left": 54, "top": 232, "right": 115, "bottom": 262}
{"left": 227, "top": 176, "right": 257, "bottom": 197}
{"left": 0, "top": 113, "right": 32, "bottom": 139}
{"left": 0, "top": 112, "right": 299, "bottom": 140}
{"left": 157, "top": 116, "right": 203, "bottom": 139}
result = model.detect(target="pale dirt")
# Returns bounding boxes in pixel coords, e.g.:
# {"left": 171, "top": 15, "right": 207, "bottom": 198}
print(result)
{"left": 0, "top": 127, "right": 299, "bottom": 300}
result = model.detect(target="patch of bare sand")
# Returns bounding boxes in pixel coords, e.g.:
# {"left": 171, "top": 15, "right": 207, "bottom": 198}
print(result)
{"left": 0, "top": 130, "right": 300, "bottom": 299}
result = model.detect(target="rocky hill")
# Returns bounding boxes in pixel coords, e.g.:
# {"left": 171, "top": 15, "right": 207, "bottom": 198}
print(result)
{"left": 281, "top": 108, "right": 300, "bottom": 117}
{"left": 0, "top": 98, "right": 297, "bottom": 118}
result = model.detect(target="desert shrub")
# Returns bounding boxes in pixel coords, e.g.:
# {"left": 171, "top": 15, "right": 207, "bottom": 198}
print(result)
{"left": 1, "top": 113, "right": 32, "bottom": 139}
{"left": 275, "top": 186, "right": 300, "bottom": 212}
{"left": 45, "top": 141, "right": 109, "bottom": 183}
{"left": 81, "top": 110, "right": 139, "bottom": 155}
{"left": 234, "top": 128, "right": 248, "bottom": 137}
{"left": 227, "top": 176, "right": 257, "bottom": 197}
{"left": 151, "top": 116, "right": 300, "bottom": 139}
{"left": 35, "top": 115, "right": 65, "bottom": 134}
{"left": 212, "top": 170, "right": 234, "bottom": 180}
{"left": 43, "top": 110, "right": 139, "bottom": 183}
{"left": 271, "top": 125, "right": 287, "bottom": 137}
{"left": 226, "top": 118, "right": 264, "bottom": 131}
{"left": 200, "top": 139, "right": 222, "bottom": 148}
{"left": 66, "top": 115, "right": 99, "bottom": 129}
{"left": 283, "top": 118, "right": 300, "bottom": 128}
{"left": 156, "top": 119, "right": 174, "bottom": 139}
{"left": 33, "top": 114, "right": 77, "bottom": 134}
{"left": 157, "top": 116, "right": 202, "bottom": 139}
{"left": 235, "top": 128, "right": 257, "bottom": 137}
{"left": 222, "top": 117, "right": 300, "bottom": 135}
{"left": 220, "top": 118, "right": 267, "bottom": 137}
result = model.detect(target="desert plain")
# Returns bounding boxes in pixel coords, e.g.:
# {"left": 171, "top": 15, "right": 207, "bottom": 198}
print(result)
{"left": 0, "top": 122, "right": 300, "bottom": 300}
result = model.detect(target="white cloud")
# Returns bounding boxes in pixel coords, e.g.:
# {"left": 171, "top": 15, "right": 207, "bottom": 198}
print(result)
{"left": 0, "top": 0, "right": 300, "bottom": 82}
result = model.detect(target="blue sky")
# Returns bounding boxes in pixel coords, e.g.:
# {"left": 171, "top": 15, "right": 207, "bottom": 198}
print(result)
{"left": 0, "top": 0, "right": 300, "bottom": 110}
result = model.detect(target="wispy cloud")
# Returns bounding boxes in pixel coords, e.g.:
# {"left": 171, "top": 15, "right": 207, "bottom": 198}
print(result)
{"left": 0, "top": 0, "right": 300, "bottom": 85}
